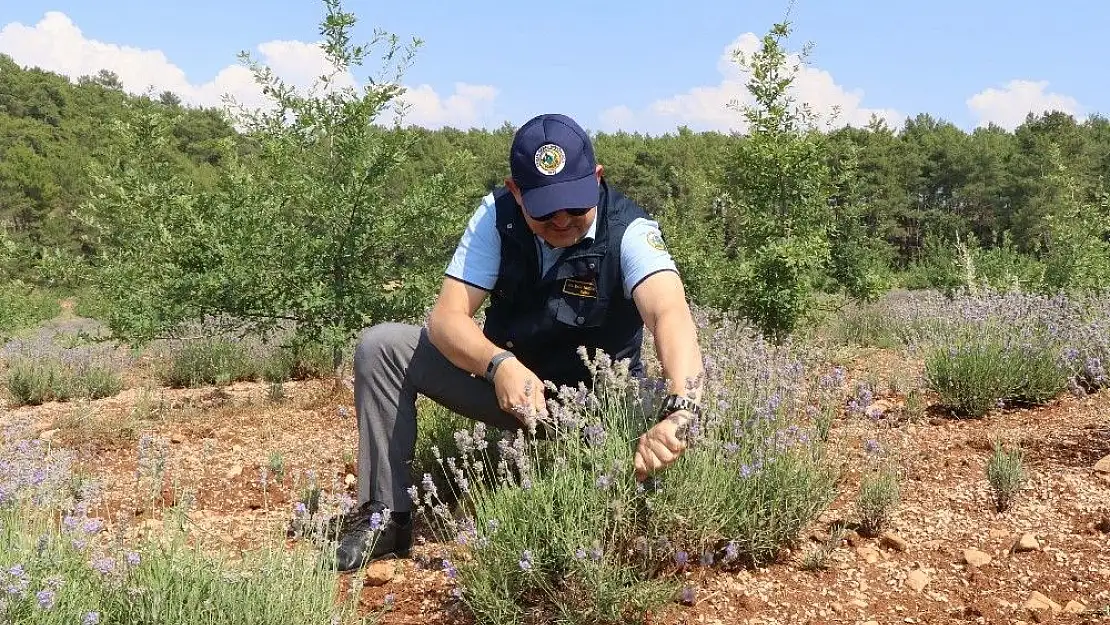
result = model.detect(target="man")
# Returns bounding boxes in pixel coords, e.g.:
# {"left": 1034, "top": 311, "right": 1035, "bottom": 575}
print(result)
{"left": 332, "top": 113, "right": 704, "bottom": 572}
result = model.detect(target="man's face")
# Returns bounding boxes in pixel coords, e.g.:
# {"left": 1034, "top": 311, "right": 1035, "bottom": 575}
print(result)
{"left": 521, "top": 206, "right": 596, "bottom": 248}
{"left": 507, "top": 165, "right": 602, "bottom": 249}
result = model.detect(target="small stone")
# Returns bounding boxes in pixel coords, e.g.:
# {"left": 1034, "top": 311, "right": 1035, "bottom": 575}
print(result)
{"left": 905, "top": 570, "right": 930, "bottom": 592}
{"left": 1094, "top": 455, "right": 1110, "bottom": 473}
{"left": 225, "top": 465, "right": 243, "bottom": 479}
{"left": 866, "top": 399, "right": 894, "bottom": 419}
{"left": 989, "top": 528, "right": 1010, "bottom": 539}
{"left": 831, "top": 602, "right": 845, "bottom": 614}
{"left": 843, "top": 530, "right": 862, "bottom": 546}
{"left": 1024, "top": 591, "right": 1062, "bottom": 614}
{"left": 1013, "top": 534, "right": 1040, "bottom": 553}
{"left": 344, "top": 473, "right": 357, "bottom": 487}
{"left": 863, "top": 621, "right": 879, "bottom": 625}
{"left": 171, "top": 432, "right": 186, "bottom": 444}
{"left": 963, "top": 548, "right": 992, "bottom": 567}
{"left": 850, "top": 599, "right": 868, "bottom": 609}
{"left": 364, "top": 561, "right": 395, "bottom": 586}
{"left": 39, "top": 429, "right": 59, "bottom": 441}
{"left": 856, "top": 546, "right": 881, "bottom": 564}
{"left": 881, "top": 531, "right": 909, "bottom": 551}
{"left": 1063, "top": 600, "right": 1086, "bottom": 614}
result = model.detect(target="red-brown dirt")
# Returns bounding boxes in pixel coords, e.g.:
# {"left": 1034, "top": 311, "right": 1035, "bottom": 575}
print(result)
{"left": 4, "top": 349, "right": 1109, "bottom": 625}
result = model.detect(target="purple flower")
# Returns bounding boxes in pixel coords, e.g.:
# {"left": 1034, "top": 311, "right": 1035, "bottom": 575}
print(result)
{"left": 37, "top": 589, "right": 56, "bottom": 609}
{"left": 865, "top": 439, "right": 881, "bottom": 455}
{"left": 584, "top": 424, "right": 607, "bottom": 446}
{"left": 575, "top": 547, "right": 587, "bottom": 560}
{"left": 680, "top": 585, "right": 696, "bottom": 605}
{"left": 724, "top": 541, "right": 739, "bottom": 562}
{"left": 92, "top": 556, "right": 115, "bottom": 575}
{"left": 519, "top": 550, "right": 533, "bottom": 572}
{"left": 442, "top": 559, "right": 457, "bottom": 578}
{"left": 674, "top": 550, "right": 689, "bottom": 566}
{"left": 126, "top": 552, "right": 141, "bottom": 566}
{"left": 83, "top": 612, "right": 101, "bottom": 624}
{"left": 369, "top": 512, "right": 382, "bottom": 531}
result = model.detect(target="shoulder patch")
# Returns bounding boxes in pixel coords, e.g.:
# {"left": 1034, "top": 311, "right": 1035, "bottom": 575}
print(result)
{"left": 646, "top": 230, "right": 667, "bottom": 252}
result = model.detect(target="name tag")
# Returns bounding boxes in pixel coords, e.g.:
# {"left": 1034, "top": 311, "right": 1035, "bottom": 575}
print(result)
{"left": 563, "top": 278, "right": 598, "bottom": 298}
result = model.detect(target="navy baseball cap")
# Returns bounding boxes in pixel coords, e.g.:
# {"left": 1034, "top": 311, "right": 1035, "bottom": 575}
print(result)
{"left": 509, "top": 113, "right": 599, "bottom": 219}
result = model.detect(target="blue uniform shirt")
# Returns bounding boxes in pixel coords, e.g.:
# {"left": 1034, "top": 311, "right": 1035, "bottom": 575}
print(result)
{"left": 445, "top": 192, "right": 678, "bottom": 299}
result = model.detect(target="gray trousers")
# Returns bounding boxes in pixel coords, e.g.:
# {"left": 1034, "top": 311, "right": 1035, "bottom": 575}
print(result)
{"left": 353, "top": 322, "right": 523, "bottom": 512}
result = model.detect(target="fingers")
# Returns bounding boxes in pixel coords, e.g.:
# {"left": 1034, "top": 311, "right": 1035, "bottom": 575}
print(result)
{"left": 634, "top": 426, "right": 688, "bottom": 481}
{"left": 634, "top": 450, "right": 647, "bottom": 482}
{"left": 531, "top": 375, "right": 548, "bottom": 417}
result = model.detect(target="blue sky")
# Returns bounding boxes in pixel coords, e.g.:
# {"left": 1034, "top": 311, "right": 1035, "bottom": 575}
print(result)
{"left": 0, "top": 0, "right": 1104, "bottom": 134}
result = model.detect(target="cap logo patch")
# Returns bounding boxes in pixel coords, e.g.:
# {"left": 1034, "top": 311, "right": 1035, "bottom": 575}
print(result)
{"left": 534, "top": 143, "right": 566, "bottom": 176}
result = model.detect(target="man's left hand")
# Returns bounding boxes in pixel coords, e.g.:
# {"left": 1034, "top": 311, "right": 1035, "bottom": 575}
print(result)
{"left": 633, "top": 410, "right": 691, "bottom": 482}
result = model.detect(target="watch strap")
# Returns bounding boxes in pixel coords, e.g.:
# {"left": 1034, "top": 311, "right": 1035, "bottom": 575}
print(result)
{"left": 656, "top": 393, "right": 703, "bottom": 422}
{"left": 484, "top": 350, "right": 516, "bottom": 383}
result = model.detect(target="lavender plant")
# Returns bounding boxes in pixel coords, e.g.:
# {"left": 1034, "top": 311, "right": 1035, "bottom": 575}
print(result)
{"left": 2, "top": 332, "right": 127, "bottom": 407}
{"left": 842, "top": 289, "right": 1109, "bottom": 414}
{"left": 986, "top": 440, "right": 1025, "bottom": 512}
{"left": 413, "top": 316, "right": 840, "bottom": 625}
{"left": 1, "top": 419, "right": 375, "bottom": 625}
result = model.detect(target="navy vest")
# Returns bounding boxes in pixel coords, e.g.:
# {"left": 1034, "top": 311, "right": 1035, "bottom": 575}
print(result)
{"left": 482, "top": 180, "right": 648, "bottom": 390}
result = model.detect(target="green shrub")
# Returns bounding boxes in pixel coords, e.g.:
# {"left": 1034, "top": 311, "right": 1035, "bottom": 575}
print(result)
{"left": 855, "top": 466, "right": 900, "bottom": 537}
{"left": 5, "top": 356, "right": 124, "bottom": 407}
{"left": 924, "top": 327, "right": 1067, "bottom": 417}
{"left": 0, "top": 281, "right": 59, "bottom": 338}
{"left": 986, "top": 440, "right": 1025, "bottom": 512}
{"left": 831, "top": 304, "right": 901, "bottom": 349}
{"left": 156, "top": 339, "right": 259, "bottom": 388}
{"left": 259, "top": 342, "right": 333, "bottom": 382}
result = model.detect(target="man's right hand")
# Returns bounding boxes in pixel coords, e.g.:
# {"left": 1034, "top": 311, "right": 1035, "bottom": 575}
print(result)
{"left": 492, "top": 357, "right": 547, "bottom": 422}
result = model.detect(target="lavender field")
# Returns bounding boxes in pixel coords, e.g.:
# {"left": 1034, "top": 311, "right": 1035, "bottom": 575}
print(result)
{"left": 2, "top": 288, "right": 1109, "bottom": 624}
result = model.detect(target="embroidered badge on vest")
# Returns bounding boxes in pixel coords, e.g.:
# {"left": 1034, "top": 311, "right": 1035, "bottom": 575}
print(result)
{"left": 563, "top": 278, "right": 598, "bottom": 298}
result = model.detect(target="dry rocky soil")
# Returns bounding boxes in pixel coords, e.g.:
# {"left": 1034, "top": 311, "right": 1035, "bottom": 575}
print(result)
{"left": 3, "top": 341, "right": 1109, "bottom": 625}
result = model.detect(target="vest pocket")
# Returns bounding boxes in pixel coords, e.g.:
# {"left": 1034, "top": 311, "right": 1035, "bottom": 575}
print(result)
{"left": 554, "top": 292, "right": 607, "bottom": 329}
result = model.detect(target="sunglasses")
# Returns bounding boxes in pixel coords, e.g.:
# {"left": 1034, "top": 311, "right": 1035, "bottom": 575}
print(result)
{"left": 533, "top": 207, "right": 592, "bottom": 222}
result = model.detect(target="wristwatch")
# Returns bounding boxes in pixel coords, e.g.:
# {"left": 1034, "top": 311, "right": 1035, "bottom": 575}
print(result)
{"left": 484, "top": 350, "right": 516, "bottom": 383}
{"left": 656, "top": 394, "right": 703, "bottom": 422}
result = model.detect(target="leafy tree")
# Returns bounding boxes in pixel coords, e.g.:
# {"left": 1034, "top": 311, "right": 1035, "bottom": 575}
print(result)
{"left": 1039, "top": 143, "right": 1110, "bottom": 292}
{"left": 715, "top": 19, "right": 836, "bottom": 341}
{"left": 78, "top": 0, "right": 477, "bottom": 372}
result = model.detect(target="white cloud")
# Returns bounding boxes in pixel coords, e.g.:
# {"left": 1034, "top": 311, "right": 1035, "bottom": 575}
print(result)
{"left": 599, "top": 33, "right": 903, "bottom": 135}
{"left": 966, "top": 80, "right": 1083, "bottom": 130}
{"left": 395, "top": 83, "right": 499, "bottom": 129}
{"left": 0, "top": 11, "right": 498, "bottom": 129}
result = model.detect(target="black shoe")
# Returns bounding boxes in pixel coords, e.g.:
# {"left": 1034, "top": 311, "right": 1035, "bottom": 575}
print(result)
{"left": 332, "top": 501, "right": 413, "bottom": 573}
